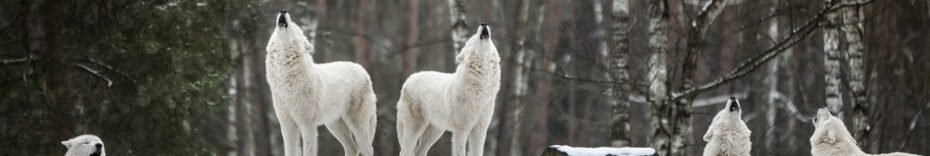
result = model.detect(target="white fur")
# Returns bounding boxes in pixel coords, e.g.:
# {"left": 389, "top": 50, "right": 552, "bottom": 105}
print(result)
{"left": 62, "top": 134, "right": 105, "bottom": 156}
{"left": 810, "top": 108, "right": 919, "bottom": 156}
{"left": 265, "top": 12, "right": 377, "bottom": 156}
{"left": 702, "top": 98, "right": 751, "bottom": 156}
{"left": 396, "top": 25, "right": 500, "bottom": 156}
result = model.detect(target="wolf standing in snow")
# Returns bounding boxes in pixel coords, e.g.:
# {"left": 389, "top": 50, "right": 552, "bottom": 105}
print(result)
{"left": 62, "top": 134, "right": 105, "bottom": 156}
{"left": 810, "top": 108, "right": 918, "bottom": 156}
{"left": 396, "top": 24, "right": 500, "bottom": 156}
{"left": 265, "top": 10, "right": 377, "bottom": 156}
{"left": 702, "top": 97, "right": 752, "bottom": 156}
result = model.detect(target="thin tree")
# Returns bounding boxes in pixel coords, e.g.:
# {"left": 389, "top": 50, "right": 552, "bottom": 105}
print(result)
{"left": 447, "top": 0, "right": 469, "bottom": 52}
{"left": 646, "top": 0, "right": 672, "bottom": 154}
{"left": 840, "top": 0, "right": 870, "bottom": 148}
{"left": 403, "top": 0, "right": 420, "bottom": 77}
{"left": 608, "top": 0, "right": 633, "bottom": 147}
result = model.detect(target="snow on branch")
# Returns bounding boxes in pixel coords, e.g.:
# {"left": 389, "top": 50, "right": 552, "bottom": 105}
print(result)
{"left": 542, "top": 145, "right": 656, "bottom": 156}
{"left": 671, "top": 0, "right": 875, "bottom": 101}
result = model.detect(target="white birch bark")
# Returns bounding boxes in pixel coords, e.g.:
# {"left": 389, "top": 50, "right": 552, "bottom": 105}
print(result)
{"left": 646, "top": 0, "right": 671, "bottom": 154}
{"left": 608, "top": 0, "right": 633, "bottom": 147}
{"left": 841, "top": 0, "right": 870, "bottom": 149}
{"left": 448, "top": 0, "right": 469, "bottom": 53}
{"left": 764, "top": 1, "right": 793, "bottom": 148}
{"left": 823, "top": 0, "right": 845, "bottom": 116}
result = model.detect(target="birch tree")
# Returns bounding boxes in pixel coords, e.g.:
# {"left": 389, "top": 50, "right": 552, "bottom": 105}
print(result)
{"left": 448, "top": 0, "right": 469, "bottom": 52}
{"left": 669, "top": 0, "right": 729, "bottom": 155}
{"left": 533, "top": 0, "right": 565, "bottom": 154}
{"left": 608, "top": 0, "right": 633, "bottom": 147}
{"left": 840, "top": 0, "right": 870, "bottom": 148}
{"left": 823, "top": 0, "right": 845, "bottom": 116}
{"left": 646, "top": 0, "right": 672, "bottom": 154}
{"left": 497, "top": 1, "right": 544, "bottom": 155}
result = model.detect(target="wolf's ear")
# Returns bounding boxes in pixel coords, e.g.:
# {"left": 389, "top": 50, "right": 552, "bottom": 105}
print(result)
{"left": 61, "top": 140, "right": 72, "bottom": 149}
{"left": 703, "top": 129, "right": 714, "bottom": 142}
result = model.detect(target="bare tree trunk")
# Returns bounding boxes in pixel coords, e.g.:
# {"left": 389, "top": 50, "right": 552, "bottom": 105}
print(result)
{"left": 234, "top": 44, "right": 255, "bottom": 155}
{"left": 355, "top": 0, "right": 369, "bottom": 68}
{"left": 764, "top": 0, "right": 791, "bottom": 150}
{"left": 403, "top": 0, "right": 420, "bottom": 77}
{"left": 646, "top": 0, "right": 671, "bottom": 155}
{"left": 840, "top": 0, "right": 870, "bottom": 149}
{"left": 533, "top": 0, "right": 564, "bottom": 155}
{"left": 306, "top": 0, "right": 325, "bottom": 55}
{"left": 447, "top": 0, "right": 469, "bottom": 52}
{"left": 498, "top": 1, "right": 543, "bottom": 155}
{"left": 676, "top": 0, "right": 728, "bottom": 154}
{"left": 607, "top": 0, "right": 633, "bottom": 147}
{"left": 823, "top": 0, "right": 845, "bottom": 116}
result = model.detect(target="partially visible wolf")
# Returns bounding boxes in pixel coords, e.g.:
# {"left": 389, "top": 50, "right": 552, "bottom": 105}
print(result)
{"left": 62, "top": 134, "right": 104, "bottom": 156}
{"left": 810, "top": 108, "right": 919, "bottom": 156}
{"left": 703, "top": 97, "right": 751, "bottom": 156}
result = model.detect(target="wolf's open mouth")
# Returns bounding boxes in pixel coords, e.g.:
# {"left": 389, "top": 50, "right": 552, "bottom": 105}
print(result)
{"left": 90, "top": 150, "right": 101, "bottom": 156}
{"left": 278, "top": 10, "right": 288, "bottom": 28}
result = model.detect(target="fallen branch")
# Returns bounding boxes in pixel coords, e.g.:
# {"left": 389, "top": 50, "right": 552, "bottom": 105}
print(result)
{"left": 72, "top": 63, "right": 113, "bottom": 87}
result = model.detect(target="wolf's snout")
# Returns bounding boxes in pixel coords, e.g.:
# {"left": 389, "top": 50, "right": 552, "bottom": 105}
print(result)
{"left": 729, "top": 98, "right": 740, "bottom": 111}
{"left": 479, "top": 23, "right": 489, "bottom": 39}
{"left": 278, "top": 10, "right": 288, "bottom": 28}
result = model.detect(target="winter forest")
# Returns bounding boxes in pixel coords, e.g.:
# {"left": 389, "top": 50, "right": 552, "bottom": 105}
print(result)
{"left": 2, "top": 0, "right": 930, "bottom": 155}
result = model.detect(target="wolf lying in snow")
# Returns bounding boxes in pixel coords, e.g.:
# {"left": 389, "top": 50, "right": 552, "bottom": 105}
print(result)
{"left": 810, "top": 108, "right": 918, "bottom": 156}
{"left": 62, "top": 134, "right": 105, "bottom": 156}
{"left": 703, "top": 97, "right": 751, "bottom": 156}
{"left": 396, "top": 24, "right": 500, "bottom": 156}
{"left": 265, "top": 10, "right": 377, "bottom": 156}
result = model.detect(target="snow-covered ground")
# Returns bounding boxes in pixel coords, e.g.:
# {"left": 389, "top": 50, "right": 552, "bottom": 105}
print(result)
{"left": 545, "top": 145, "right": 656, "bottom": 156}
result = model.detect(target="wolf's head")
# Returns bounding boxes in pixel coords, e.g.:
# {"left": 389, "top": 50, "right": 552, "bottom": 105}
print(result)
{"left": 813, "top": 108, "right": 834, "bottom": 129}
{"left": 456, "top": 23, "right": 498, "bottom": 64}
{"left": 62, "top": 135, "right": 105, "bottom": 156}
{"left": 719, "top": 97, "right": 743, "bottom": 121}
{"left": 266, "top": 10, "right": 313, "bottom": 55}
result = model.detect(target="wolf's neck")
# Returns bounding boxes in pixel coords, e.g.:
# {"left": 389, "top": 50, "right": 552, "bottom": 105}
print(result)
{"left": 268, "top": 51, "right": 316, "bottom": 78}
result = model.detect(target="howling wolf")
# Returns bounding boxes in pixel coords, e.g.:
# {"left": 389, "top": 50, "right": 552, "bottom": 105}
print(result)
{"left": 265, "top": 10, "right": 377, "bottom": 156}
{"left": 396, "top": 24, "right": 501, "bottom": 156}
{"left": 703, "top": 97, "right": 752, "bottom": 156}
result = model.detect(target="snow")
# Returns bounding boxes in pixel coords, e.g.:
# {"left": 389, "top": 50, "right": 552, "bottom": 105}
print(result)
{"left": 549, "top": 145, "right": 656, "bottom": 156}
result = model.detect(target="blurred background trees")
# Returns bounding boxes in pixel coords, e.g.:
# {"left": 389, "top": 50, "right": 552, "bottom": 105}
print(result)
{"left": 2, "top": 0, "right": 929, "bottom": 155}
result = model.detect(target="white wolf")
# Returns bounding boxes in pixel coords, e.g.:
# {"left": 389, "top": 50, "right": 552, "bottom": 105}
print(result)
{"left": 702, "top": 97, "right": 752, "bottom": 156}
{"left": 396, "top": 24, "right": 501, "bottom": 156}
{"left": 265, "top": 10, "right": 377, "bottom": 156}
{"left": 810, "top": 108, "right": 919, "bottom": 156}
{"left": 62, "top": 134, "right": 105, "bottom": 156}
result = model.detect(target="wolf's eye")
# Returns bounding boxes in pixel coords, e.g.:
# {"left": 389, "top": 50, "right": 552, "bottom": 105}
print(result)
{"left": 83, "top": 142, "right": 90, "bottom": 144}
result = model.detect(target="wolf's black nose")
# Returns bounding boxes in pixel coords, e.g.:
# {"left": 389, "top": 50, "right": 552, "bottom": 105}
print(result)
{"left": 729, "top": 96, "right": 736, "bottom": 100}
{"left": 278, "top": 10, "right": 288, "bottom": 28}
{"left": 95, "top": 143, "right": 102, "bottom": 149}
{"left": 479, "top": 24, "right": 489, "bottom": 39}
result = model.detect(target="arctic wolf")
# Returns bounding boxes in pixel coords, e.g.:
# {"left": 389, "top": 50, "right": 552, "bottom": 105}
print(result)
{"left": 62, "top": 134, "right": 105, "bottom": 156}
{"left": 396, "top": 24, "right": 501, "bottom": 156}
{"left": 810, "top": 108, "right": 918, "bottom": 156}
{"left": 265, "top": 10, "right": 377, "bottom": 156}
{"left": 702, "top": 97, "right": 751, "bottom": 156}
